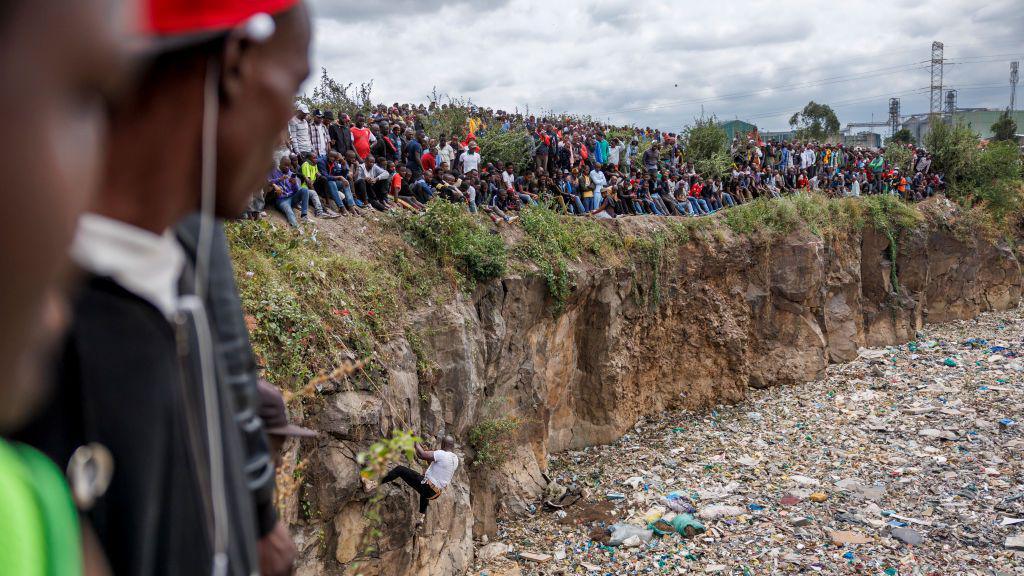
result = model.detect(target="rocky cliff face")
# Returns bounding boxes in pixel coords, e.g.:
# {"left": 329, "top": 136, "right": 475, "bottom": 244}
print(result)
{"left": 287, "top": 201, "right": 1021, "bottom": 576}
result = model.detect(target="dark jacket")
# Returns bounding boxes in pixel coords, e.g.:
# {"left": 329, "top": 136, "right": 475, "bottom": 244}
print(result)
{"left": 15, "top": 217, "right": 267, "bottom": 576}
{"left": 176, "top": 215, "right": 277, "bottom": 538}
{"left": 329, "top": 122, "right": 351, "bottom": 155}
{"left": 16, "top": 272, "right": 258, "bottom": 575}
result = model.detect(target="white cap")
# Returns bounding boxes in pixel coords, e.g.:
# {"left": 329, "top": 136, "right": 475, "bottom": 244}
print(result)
{"left": 297, "top": 102, "right": 309, "bottom": 114}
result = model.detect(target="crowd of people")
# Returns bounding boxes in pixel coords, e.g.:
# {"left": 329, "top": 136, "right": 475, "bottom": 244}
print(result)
{"left": 266, "top": 102, "right": 945, "bottom": 228}
{"left": 0, "top": 0, "right": 960, "bottom": 573}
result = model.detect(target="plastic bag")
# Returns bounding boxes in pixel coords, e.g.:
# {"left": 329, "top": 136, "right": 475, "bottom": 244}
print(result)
{"left": 608, "top": 523, "right": 654, "bottom": 546}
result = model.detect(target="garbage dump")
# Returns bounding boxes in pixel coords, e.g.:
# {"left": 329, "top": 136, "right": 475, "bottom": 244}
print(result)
{"left": 472, "top": 309, "right": 1024, "bottom": 574}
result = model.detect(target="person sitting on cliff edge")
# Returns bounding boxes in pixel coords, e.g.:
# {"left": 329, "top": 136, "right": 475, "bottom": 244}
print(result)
{"left": 378, "top": 436, "right": 460, "bottom": 530}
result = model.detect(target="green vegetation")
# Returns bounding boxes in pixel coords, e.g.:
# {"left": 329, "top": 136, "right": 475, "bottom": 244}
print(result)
{"left": 468, "top": 416, "right": 521, "bottom": 468}
{"left": 788, "top": 101, "right": 841, "bottom": 141}
{"left": 888, "top": 128, "right": 914, "bottom": 145}
{"left": 884, "top": 142, "right": 913, "bottom": 173}
{"left": 300, "top": 68, "right": 373, "bottom": 118}
{"left": 720, "top": 193, "right": 866, "bottom": 238}
{"left": 863, "top": 194, "right": 924, "bottom": 292}
{"left": 423, "top": 90, "right": 472, "bottom": 141}
{"left": 476, "top": 127, "right": 534, "bottom": 171}
{"left": 227, "top": 219, "right": 440, "bottom": 389}
{"left": 681, "top": 115, "right": 731, "bottom": 177}
{"left": 925, "top": 118, "right": 1023, "bottom": 232}
{"left": 625, "top": 231, "right": 670, "bottom": 312}
{"left": 356, "top": 430, "right": 422, "bottom": 551}
{"left": 991, "top": 110, "right": 1018, "bottom": 142}
{"left": 515, "top": 203, "right": 621, "bottom": 313}
{"left": 399, "top": 200, "right": 508, "bottom": 289}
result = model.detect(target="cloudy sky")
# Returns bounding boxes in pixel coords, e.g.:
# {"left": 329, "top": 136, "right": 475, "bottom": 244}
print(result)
{"left": 304, "top": 0, "right": 1022, "bottom": 133}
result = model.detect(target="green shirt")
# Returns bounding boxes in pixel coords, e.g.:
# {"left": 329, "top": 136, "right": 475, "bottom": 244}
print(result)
{"left": 0, "top": 441, "right": 81, "bottom": 576}
{"left": 301, "top": 161, "right": 319, "bottom": 184}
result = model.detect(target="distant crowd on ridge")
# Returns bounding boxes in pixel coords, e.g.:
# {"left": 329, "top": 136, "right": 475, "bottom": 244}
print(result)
{"left": 264, "top": 101, "right": 946, "bottom": 228}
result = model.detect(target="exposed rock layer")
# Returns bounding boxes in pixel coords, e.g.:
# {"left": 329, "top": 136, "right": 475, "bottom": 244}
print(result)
{"left": 289, "top": 212, "right": 1021, "bottom": 576}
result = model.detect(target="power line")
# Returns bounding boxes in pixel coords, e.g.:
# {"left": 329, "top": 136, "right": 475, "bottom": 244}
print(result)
{"left": 740, "top": 87, "right": 931, "bottom": 123}
{"left": 599, "top": 61, "right": 930, "bottom": 117}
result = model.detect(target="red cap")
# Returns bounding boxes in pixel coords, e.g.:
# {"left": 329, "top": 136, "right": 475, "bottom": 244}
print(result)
{"left": 143, "top": 0, "right": 299, "bottom": 37}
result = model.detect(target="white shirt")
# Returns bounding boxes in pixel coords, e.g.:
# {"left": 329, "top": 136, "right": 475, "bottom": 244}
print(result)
{"left": 462, "top": 151, "right": 481, "bottom": 174}
{"left": 439, "top": 144, "right": 455, "bottom": 167}
{"left": 423, "top": 450, "right": 459, "bottom": 490}
{"left": 501, "top": 171, "right": 516, "bottom": 190}
{"left": 590, "top": 170, "right": 607, "bottom": 196}
{"left": 71, "top": 214, "right": 185, "bottom": 319}
{"left": 607, "top": 145, "right": 621, "bottom": 166}
{"left": 801, "top": 149, "right": 815, "bottom": 169}
{"left": 287, "top": 116, "right": 312, "bottom": 154}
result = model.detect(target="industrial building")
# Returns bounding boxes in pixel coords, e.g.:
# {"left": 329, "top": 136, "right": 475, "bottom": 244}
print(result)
{"left": 901, "top": 109, "right": 1024, "bottom": 143}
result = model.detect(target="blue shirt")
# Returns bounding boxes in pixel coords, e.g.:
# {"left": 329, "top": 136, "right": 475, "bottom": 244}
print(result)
{"left": 405, "top": 139, "right": 423, "bottom": 172}
{"left": 269, "top": 168, "right": 299, "bottom": 198}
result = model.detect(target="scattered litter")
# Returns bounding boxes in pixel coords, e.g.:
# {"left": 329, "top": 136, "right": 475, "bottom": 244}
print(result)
{"left": 696, "top": 505, "right": 746, "bottom": 520}
{"left": 829, "top": 530, "right": 871, "bottom": 545}
{"left": 476, "top": 311, "right": 1024, "bottom": 575}
{"left": 890, "top": 527, "right": 925, "bottom": 546}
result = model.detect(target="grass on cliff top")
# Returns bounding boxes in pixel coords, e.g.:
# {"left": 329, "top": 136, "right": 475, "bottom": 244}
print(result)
{"left": 514, "top": 203, "right": 622, "bottom": 312}
{"left": 226, "top": 219, "right": 444, "bottom": 389}
{"left": 719, "top": 192, "right": 922, "bottom": 240}
{"left": 397, "top": 200, "right": 507, "bottom": 289}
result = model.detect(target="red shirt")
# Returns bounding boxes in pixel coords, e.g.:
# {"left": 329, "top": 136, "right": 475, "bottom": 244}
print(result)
{"left": 390, "top": 172, "right": 402, "bottom": 195}
{"left": 690, "top": 183, "right": 703, "bottom": 198}
{"left": 420, "top": 152, "right": 435, "bottom": 172}
{"left": 350, "top": 126, "right": 372, "bottom": 159}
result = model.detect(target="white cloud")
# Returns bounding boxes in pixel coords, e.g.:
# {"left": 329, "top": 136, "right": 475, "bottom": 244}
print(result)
{"left": 303, "top": 0, "right": 1024, "bottom": 132}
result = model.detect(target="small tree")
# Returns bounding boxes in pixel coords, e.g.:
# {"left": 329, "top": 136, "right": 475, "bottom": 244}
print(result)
{"left": 476, "top": 127, "right": 534, "bottom": 171}
{"left": 991, "top": 110, "right": 1018, "bottom": 142}
{"left": 924, "top": 117, "right": 979, "bottom": 183}
{"left": 789, "top": 101, "right": 840, "bottom": 142}
{"left": 884, "top": 143, "right": 913, "bottom": 173}
{"left": 681, "top": 115, "right": 730, "bottom": 177}
{"left": 888, "top": 128, "right": 914, "bottom": 145}
{"left": 302, "top": 68, "right": 374, "bottom": 118}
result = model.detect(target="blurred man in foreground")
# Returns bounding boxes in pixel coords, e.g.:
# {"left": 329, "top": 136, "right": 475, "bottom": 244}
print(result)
{"left": 0, "top": 0, "right": 132, "bottom": 574}
{"left": 15, "top": 0, "right": 312, "bottom": 574}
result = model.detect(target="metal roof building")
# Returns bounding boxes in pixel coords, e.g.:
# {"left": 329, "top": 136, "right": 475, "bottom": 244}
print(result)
{"left": 902, "top": 109, "right": 1024, "bottom": 143}
{"left": 718, "top": 119, "right": 757, "bottom": 143}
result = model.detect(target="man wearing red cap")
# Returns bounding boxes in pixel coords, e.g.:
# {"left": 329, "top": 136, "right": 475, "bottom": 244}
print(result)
{"left": 15, "top": 1, "right": 312, "bottom": 575}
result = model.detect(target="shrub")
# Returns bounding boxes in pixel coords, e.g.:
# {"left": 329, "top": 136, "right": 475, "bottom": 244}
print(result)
{"left": 400, "top": 200, "right": 507, "bottom": 287}
{"left": 681, "top": 115, "right": 731, "bottom": 177}
{"left": 476, "top": 127, "right": 534, "bottom": 171}
{"left": 301, "top": 68, "right": 373, "bottom": 119}
{"left": 884, "top": 143, "right": 913, "bottom": 173}
{"left": 924, "top": 118, "right": 979, "bottom": 182}
{"left": 423, "top": 91, "right": 472, "bottom": 141}
{"left": 926, "top": 118, "right": 1023, "bottom": 231}
{"left": 515, "top": 204, "right": 620, "bottom": 313}
{"left": 227, "top": 219, "right": 417, "bottom": 388}
{"left": 468, "top": 417, "right": 521, "bottom": 468}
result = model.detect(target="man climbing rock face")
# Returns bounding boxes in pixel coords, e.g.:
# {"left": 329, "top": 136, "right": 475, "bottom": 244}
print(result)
{"left": 381, "top": 436, "right": 460, "bottom": 529}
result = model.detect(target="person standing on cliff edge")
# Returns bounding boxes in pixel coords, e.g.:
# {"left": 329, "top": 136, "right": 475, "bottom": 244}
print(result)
{"left": 379, "top": 436, "right": 460, "bottom": 530}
